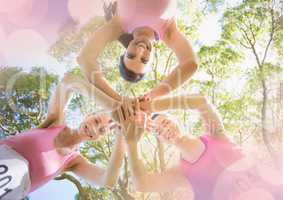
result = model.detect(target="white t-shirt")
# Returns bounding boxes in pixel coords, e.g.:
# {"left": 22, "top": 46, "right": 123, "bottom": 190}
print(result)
{"left": 0, "top": 144, "right": 31, "bottom": 200}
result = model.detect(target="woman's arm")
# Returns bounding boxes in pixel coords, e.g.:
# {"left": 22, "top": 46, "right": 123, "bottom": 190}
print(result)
{"left": 39, "top": 74, "right": 119, "bottom": 128}
{"left": 77, "top": 17, "right": 123, "bottom": 101}
{"left": 67, "top": 133, "right": 125, "bottom": 188}
{"left": 145, "top": 21, "right": 198, "bottom": 99}
{"left": 117, "top": 101, "right": 189, "bottom": 193}
{"left": 38, "top": 76, "right": 73, "bottom": 128}
{"left": 126, "top": 140, "right": 189, "bottom": 193}
{"left": 195, "top": 96, "right": 226, "bottom": 139}
{"left": 145, "top": 95, "right": 226, "bottom": 138}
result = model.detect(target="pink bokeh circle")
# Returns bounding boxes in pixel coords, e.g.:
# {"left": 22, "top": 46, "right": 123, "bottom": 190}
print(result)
{"left": 257, "top": 164, "right": 283, "bottom": 186}
{"left": 0, "top": 25, "right": 6, "bottom": 47}
{"left": 68, "top": 0, "right": 103, "bottom": 25}
{"left": 0, "top": 0, "right": 29, "bottom": 13}
{"left": 4, "top": 29, "right": 48, "bottom": 66}
{"left": 235, "top": 188, "right": 274, "bottom": 200}
{"left": 0, "top": 53, "right": 6, "bottom": 66}
{"left": 7, "top": 0, "right": 49, "bottom": 27}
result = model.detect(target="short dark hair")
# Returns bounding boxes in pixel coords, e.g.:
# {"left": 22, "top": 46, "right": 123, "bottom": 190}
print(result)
{"left": 119, "top": 55, "right": 145, "bottom": 83}
{"left": 104, "top": 1, "right": 146, "bottom": 83}
{"left": 151, "top": 113, "right": 161, "bottom": 120}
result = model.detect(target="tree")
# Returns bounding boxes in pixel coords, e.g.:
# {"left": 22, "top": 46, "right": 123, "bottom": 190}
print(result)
{"left": 0, "top": 67, "right": 58, "bottom": 135}
{"left": 222, "top": 0, "right": 283, "bottom": 162}
{"left": 2, "top": 0, "right": 282, "bottom": 199}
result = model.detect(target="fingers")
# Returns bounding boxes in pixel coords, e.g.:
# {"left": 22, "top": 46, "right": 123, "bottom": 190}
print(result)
{"left": 138, "top": 94, "right": 151, "bottom": 112}
{"left": 126, "top": 98, "right": 135, "bottom": 119}
{"left": 139, "top": 94, "right": 150, "bottom": 102}
{"left": 133, "top": 112, "right": 145, "bottom": 128}
{"left": 134, "top": 98, "right": 140, "bottom": 113}
{"left": 117, "top": 105, "right": 125, "bottom": 123}
{"left": 117, "top": 99, "right": 130, "bottom": 122}
{"left": 120, "top": 97, "right": 137, "bottom": 121}
{"left": 123, "top": 98, "right": 130, "bottom": 121}
{"left": 116, "top": 96, "right": 152, "bottom": 139}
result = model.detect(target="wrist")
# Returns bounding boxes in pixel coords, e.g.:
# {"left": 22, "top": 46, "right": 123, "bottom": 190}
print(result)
{"left": 147, "top": 91, "right": 158, "bottom": 99}
{"left": 113, "top": 93, "right": 122, "bottom": 102}
{"left": 153, "top": 84, "right": 171, "bottom": 98}
{"left": 47, "top": 112, "right": 58, "bottom": 120}
{"left": 126, "top": 140, "right": 138, "bottom": 147}
{"left": 146, "top": 89, "right": 163, "bottom": 99}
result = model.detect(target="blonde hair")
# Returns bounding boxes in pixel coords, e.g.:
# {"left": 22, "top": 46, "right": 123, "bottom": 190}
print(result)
{"left": 151, "top": 113, "right": 185, "bottom": 135}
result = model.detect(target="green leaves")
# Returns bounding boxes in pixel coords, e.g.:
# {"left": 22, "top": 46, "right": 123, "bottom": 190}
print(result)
{"left": 0, "top": 67, "right": 58, "bottom": 135}
{"left": 0, "top": 0, "right": 282, "bottom": 199}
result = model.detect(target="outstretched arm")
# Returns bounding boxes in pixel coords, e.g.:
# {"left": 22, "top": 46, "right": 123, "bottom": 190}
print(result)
{"left": 146, "top": 95, "right": 226, "bottom": 138}
{"left": 126, "top": 141, "right": 189, "bottom": 192}
{"left": 39, "top": 74, "right": 119, "bottom": 128}
{"left": 77, "top": 16, "right": 123, "bottom": 101}
{"left": 68, "top": 132, "right": 125, "bottom": 188}
{"left": 145, "top": 21, "right": 198, "bottom": 99}
{"left": 195, "top": 96, "right": 226, "bottom": 138}
{"left": 117, "top": 100, "right": 189, "bottom": 193}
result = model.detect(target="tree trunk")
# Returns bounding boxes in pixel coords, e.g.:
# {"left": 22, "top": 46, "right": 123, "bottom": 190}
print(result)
{"left": 261, "top": 78, "right": 278, "bottom": 167}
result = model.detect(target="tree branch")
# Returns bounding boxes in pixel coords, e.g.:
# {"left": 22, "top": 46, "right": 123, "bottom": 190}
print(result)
{"left": 55, "top": 173, "right": 86, "bottom": 198}
{"left": 261, "top": 4, "right": 276, "bottom": 65}
{"left": 163, "top": 52, "right": 174, "bottom": 76}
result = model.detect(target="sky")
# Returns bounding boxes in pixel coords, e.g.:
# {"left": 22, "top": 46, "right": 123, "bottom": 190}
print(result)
{"left": 29, "top": 180, "right": 78, "bottom": 200}
{"left": 2, "top": 0, "right": 283, "bottom": 199}
{"left": 0, "top": 0, "right": 238, "bottom": 200}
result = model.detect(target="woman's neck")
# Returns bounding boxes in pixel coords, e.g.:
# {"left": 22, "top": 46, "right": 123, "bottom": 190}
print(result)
{"left": 55, "top": 127, "right": 83, "bottom": 150}
{"left": 175, "top": 135, "right": 206, "bottom": 164}
{"left": 133, "top": 27, "right": 155, "bottom": 40}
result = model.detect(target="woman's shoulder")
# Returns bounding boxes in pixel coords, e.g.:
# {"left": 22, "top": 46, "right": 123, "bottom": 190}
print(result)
{"left": 202, "top": 133, "right": 235, "bottom": 147}
{"left": 63, "top": 154, "right": 84, "bottom": 171}
{"left": 41, "top": 124, "right": 67, "bottom": 133}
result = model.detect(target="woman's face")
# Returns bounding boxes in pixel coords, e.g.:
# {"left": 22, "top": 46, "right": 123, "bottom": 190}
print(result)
{"left": 79, "top": 114, "right": 114, "bottom": 140}
{"left": 124, "top": 37, "right": 153, "bottom": 74}
{"left": 153, "top": 115, "right": 182, "bottom": 144}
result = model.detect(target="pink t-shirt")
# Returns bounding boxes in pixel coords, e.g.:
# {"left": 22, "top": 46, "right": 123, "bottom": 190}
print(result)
{"left": 180, "top": 135, "right": 244, "bottom": 200}
{"left": 117, "top": 0, "right": 176, "bottom": 40}
{"left": 0, "top": 125, "right": 79, "bottom": 193}
{"left": 180, "top": 135, "right": 283, "bottom": 200}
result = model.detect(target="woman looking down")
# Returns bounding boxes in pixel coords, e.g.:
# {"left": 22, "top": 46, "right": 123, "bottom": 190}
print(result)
{"left": 78, "top": 0, "right": 198, "bottom": 101}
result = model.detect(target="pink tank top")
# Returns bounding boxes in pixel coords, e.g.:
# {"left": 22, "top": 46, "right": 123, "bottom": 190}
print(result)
{"left": 0, "top": 125, "right": 79, "bottom": 192}
{"left": 180, "top": 135, "right": 244, "bottom": 200}
{"left": 117, "top": 0, "right": 176, "bottom": 40}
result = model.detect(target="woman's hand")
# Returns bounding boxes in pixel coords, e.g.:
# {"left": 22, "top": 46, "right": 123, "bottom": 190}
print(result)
{"left": 117, "top": 98, "right": 148, "bottom": 143}
{"left": 138, "top": 93, "right": 152, "bottom": 112}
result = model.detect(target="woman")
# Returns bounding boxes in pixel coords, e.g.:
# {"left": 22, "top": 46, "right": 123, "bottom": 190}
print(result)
{"left": 119, "top": 95, "right": 283, "bottom": 200}
{"left": 77, "top": 0, "right": 198, "bottom": 101}
{"left": 0, "top": 74, "right": 125, "bottom": 200}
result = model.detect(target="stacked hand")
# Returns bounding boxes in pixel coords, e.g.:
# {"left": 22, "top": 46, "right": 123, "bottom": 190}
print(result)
{"left": 138, "top": 93, "right": 152, "bottom": 112}
{"left": 117, "top": 98, "right": 153, "bottom": 143}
